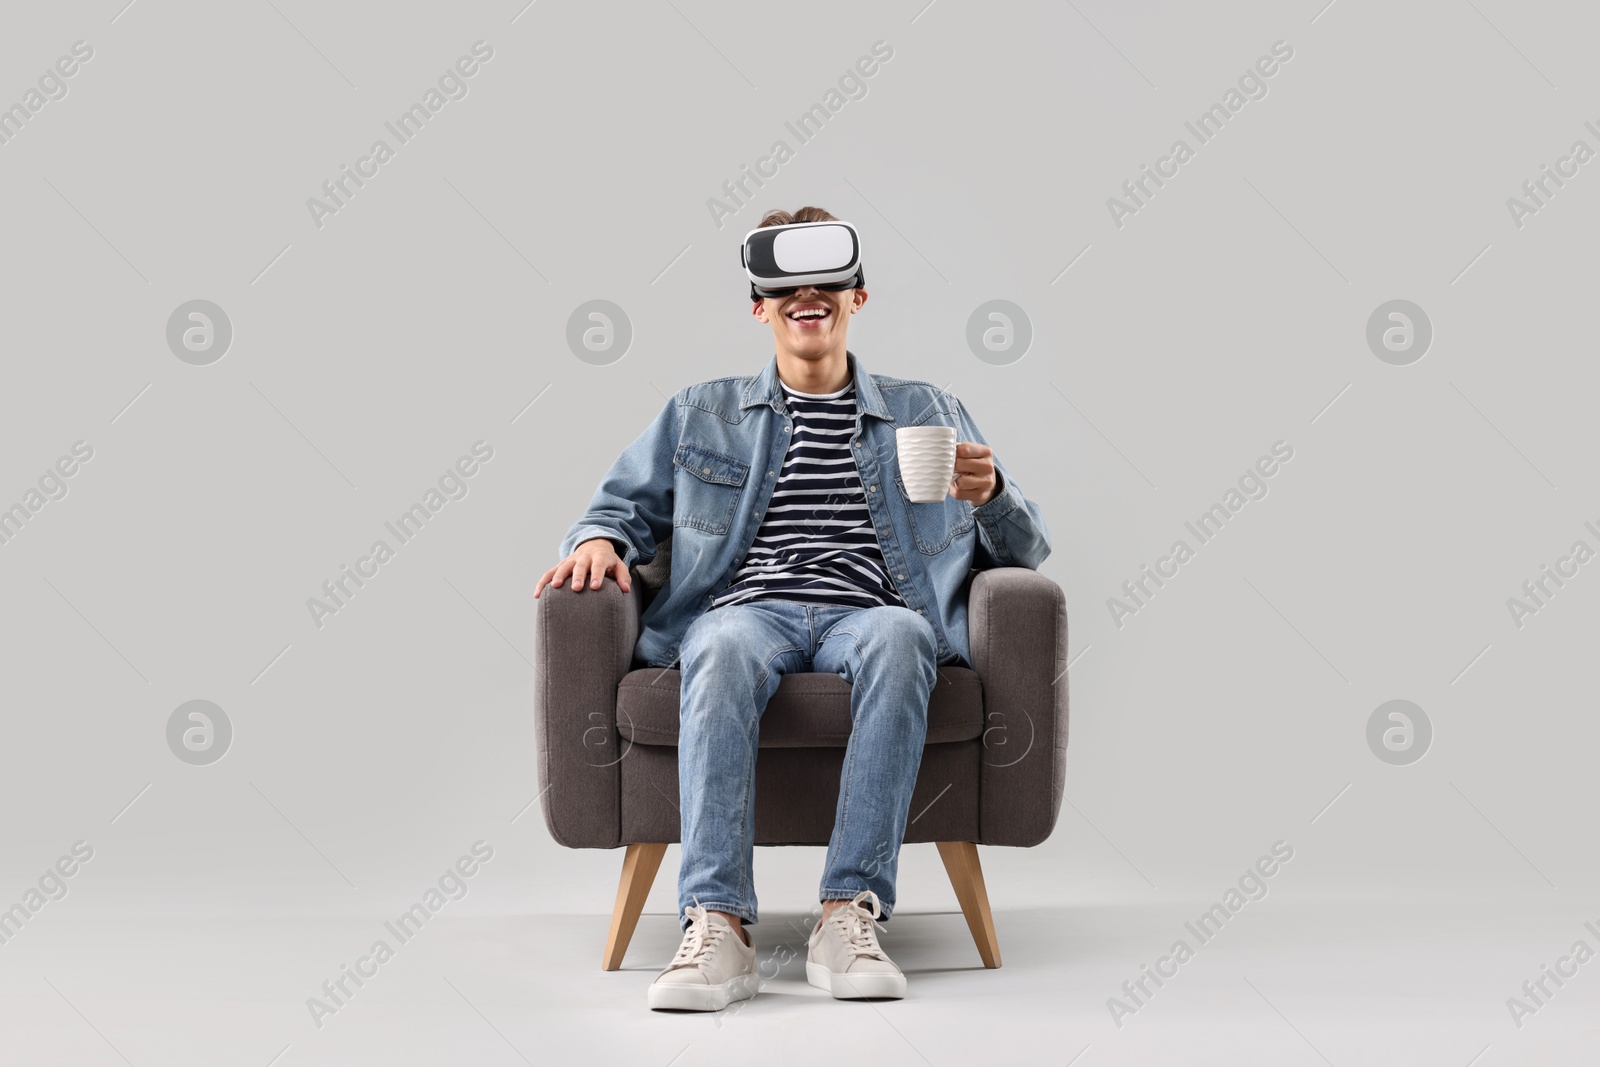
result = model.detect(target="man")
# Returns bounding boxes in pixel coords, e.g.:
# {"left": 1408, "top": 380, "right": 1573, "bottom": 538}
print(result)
{"left": 534, "top": 206, "right": 1050, "bottom": 1011}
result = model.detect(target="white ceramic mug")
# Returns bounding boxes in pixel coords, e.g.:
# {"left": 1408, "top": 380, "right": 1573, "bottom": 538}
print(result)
{"left": 895, "top": 426, "right": 958, "bottom": 503}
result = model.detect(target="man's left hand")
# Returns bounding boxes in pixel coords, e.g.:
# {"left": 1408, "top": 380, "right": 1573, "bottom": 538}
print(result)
{"left": 949, "top": 442, "right": 998, "bottom": 506}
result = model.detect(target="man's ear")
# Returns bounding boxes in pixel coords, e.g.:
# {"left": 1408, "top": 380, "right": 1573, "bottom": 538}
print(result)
{"left": 752, "top": 300, "right": 768, "bottom": 322}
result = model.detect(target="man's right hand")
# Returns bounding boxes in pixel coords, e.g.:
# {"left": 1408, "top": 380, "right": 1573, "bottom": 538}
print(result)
{"left": 534, "top": 538, "right": 632, "bottom": 598}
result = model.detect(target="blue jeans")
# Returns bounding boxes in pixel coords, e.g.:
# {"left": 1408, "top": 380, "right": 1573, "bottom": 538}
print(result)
{"left": 674, "top": 598, "right": 939, "bottom": 931}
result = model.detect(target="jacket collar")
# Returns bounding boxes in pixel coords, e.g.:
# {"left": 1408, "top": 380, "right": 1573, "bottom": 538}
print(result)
{"left": 740, "top": 350, "right": 894, "bottom": 422}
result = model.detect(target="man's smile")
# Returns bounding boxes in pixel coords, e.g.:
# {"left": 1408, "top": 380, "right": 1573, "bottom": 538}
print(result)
{"left": 785, "top": 301, "right": 834, "bottom": 330}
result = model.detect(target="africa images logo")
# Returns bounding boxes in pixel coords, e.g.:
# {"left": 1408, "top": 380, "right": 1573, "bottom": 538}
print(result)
{"left": 305, "top": 41, "right": 495, "bottom": 230}
{"left": 705, "top": 40, "right": 894, "bottom": 229}
{"left": 1105, "top": 40, "right": 1295, "bottom": 229}
{"left": 306, "top": 442, "right": 494, "bottom": 629}
{"left": 1107, "top": 442, "right": 1294, "bottom": 629}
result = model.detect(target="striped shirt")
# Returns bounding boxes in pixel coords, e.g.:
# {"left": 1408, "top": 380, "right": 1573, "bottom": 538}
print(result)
{"left": 710, "top": 380, "right": 905, "bottom": 611}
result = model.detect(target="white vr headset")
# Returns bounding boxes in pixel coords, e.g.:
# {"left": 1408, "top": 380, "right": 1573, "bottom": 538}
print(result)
{"left": 742, "top": 220, "right": 865, "bottom": 300}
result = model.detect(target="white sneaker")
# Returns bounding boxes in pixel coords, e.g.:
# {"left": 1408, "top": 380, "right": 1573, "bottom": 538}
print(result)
{"left": 647, "top": 900, "right": 759, "bottom": 1012}
{"left": 806, "top": 889, "right": 906, "bottom": 999}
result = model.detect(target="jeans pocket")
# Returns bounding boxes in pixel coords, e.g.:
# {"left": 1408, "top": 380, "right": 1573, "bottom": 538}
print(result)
{"left": 673, "top": 443, "right": 750, "bottom": 535}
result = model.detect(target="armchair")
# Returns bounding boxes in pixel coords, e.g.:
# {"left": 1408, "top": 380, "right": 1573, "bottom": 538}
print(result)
{"left": 534, "top": 535, "right": 1068, "bottom": 969}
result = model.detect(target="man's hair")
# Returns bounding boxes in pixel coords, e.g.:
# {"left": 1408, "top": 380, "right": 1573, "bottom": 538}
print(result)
{"left": 756, "top": 205, "right": 837, "bottom": 228}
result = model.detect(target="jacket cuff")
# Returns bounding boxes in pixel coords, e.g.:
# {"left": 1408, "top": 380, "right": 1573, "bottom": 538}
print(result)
{"left": 973, "top": 468, "right": 1021, "bottom": 525}
{"left": 563, "top": 525, "right": 638, "bottom": 567}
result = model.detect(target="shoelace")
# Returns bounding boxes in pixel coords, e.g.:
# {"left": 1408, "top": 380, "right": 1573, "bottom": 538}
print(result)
{"left": 667, "top": 897, "right": 730, "bottom": 969}
{"left": 827, "top": 890, "right": 890, "bottom": 961}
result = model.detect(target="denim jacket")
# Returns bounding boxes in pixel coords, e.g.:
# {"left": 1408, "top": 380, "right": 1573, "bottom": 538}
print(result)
{"left": 558, "top": 350, "right": 1052, "bottom": 668}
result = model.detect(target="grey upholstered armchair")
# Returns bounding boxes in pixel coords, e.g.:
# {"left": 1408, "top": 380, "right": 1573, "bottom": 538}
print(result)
{"left": 534, "top": 535, "right": 1068, "bottom": 970}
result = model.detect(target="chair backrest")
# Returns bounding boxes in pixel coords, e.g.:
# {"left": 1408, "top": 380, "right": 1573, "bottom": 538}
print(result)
{"left": 634, "top": 535, "right": 978, "bottom": 613}
{"left": 632, "top": 534, "right": 672, "bottom": 614}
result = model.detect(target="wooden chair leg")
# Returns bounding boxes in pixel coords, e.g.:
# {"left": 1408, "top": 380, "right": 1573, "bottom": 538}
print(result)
{"left": 603, "top": 842, "right": 668, "bottom": 971}
{"left": 936, "top": 841, "right": 1001, "bottom": 968}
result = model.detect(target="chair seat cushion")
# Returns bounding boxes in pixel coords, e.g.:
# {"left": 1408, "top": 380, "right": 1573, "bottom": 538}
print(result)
{"left": 616, "top": 667, "right": 985, "bottom": 748}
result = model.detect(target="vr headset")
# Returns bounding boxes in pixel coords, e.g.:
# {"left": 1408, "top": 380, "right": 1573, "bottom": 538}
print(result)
{"left": 742, "top": 220, "right": 865, "bottom": 301}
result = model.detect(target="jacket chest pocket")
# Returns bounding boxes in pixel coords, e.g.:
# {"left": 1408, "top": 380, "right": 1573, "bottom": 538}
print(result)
{"left": 894, "top": 470, "right": 975, "bottom": 554}
{"left": 673, "top": 443, "right": 750, "bottom": 535}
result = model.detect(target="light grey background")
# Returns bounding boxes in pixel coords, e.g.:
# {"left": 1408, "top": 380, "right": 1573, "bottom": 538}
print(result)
{"left": 2, "top": 0, "right": 1597, "bottom": 1064}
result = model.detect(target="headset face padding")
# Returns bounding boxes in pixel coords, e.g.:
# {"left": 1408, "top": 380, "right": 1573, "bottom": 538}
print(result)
{"left": 743, "top": 220, "right": 864, "bottom": 299}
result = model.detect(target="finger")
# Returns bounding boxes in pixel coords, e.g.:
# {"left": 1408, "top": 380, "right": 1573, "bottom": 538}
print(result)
{"left": 570, "top": 558, "right": 589, "bottom": 590}
{"left": 957, "top": 442, "right": 992, "bottom": 460}
{"left": 610, "top": 559, "right": 632, "bottom": 593}
{"left": 951, "top": 469, "right": 990, "bottom": 502}
{"left": 534, "top": 568, "right": 555, "bottom": 597}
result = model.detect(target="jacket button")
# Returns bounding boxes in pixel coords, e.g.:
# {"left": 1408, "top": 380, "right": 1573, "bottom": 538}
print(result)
{"left": 916, "top": 609, "right": 924, "bottom": 614}
{"left": 897, "top": 574, "right": 905, "bottom": 580}
{"left": 702, "top": 466, "right": 711, "bottom": 475}
{"left": 868, "top": 485, "right": 876, "bottom": 492}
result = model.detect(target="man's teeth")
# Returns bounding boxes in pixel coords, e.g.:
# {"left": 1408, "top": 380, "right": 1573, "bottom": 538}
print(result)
{"left": 789, "top": 308, "right": 829, "bottom": 320}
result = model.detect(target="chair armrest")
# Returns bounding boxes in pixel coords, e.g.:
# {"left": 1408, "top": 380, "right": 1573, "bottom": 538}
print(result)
{"left": 533, "top": 579, "right": 642, "bottom": 849}
{"left": 969, "top": 567, "right": 1068, "bottom": 847}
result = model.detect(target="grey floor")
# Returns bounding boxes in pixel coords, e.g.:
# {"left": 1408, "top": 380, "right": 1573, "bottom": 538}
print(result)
{"left": 4, "top": 843, "right": 1595, "bottom": 1067}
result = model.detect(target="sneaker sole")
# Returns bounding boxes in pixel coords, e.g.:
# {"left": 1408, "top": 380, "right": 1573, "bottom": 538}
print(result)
{"left": 648, "top": 972, "right": 758, "bottom": 1012}
{"left": 806, "top": 960, "right": 906, "bottom": 999}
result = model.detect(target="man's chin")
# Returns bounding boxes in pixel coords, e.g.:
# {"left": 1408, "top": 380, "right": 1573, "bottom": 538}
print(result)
{"left": 784, "top": 341, "right": 835, "bottom": 360}
{"left": 789, "top": 322, "right": 841, "bottom": 345}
